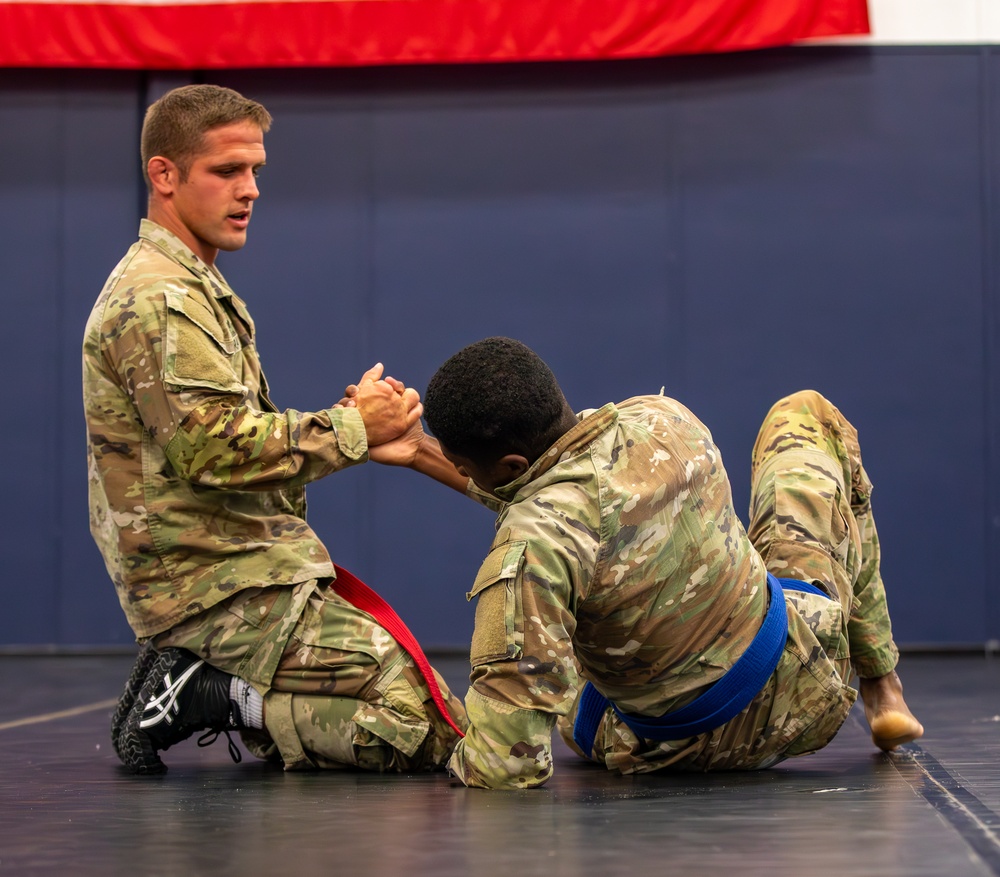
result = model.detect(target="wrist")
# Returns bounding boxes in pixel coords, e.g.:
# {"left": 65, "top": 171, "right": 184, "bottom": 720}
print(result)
{"left": 408, "top": 433, "right": 433, "bottom": 471}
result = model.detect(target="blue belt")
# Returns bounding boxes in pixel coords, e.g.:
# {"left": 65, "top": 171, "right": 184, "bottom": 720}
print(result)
{"left": 572, "top": 573, "right": 828, "bottom": 758}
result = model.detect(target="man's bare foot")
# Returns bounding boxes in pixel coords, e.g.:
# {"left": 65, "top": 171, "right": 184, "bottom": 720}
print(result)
{"left": 859, "top": 670, "right": 924, "bottom": 751}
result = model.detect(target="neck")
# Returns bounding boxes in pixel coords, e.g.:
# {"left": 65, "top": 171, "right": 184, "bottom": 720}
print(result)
{"left": 146, "top": 201, "right": 218, "bottom": 266}
{"left": 529, "top": 404, "right": 579, "bottom": 464}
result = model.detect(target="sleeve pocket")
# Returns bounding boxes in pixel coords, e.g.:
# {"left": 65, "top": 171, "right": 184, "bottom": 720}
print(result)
{"left": 467, "top": 541, "right": 526, "bottom": 666}
{"left": 164, "top": 290, "right": 246, "bottom": 393}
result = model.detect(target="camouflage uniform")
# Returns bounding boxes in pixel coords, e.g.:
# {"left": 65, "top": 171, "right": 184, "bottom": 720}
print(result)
{"left": 83, "top": 220, "right": 466, "bottom": 770}
{"left": 449, "top": 391, "right": 896, "bottom": 789}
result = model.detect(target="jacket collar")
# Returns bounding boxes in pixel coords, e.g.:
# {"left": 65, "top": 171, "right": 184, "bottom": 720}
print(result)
{"left": 493, "top": 403, "right": 618, "bottom": 502}
{"left": 138, "top": 219, "right": 233, "bottom": 299}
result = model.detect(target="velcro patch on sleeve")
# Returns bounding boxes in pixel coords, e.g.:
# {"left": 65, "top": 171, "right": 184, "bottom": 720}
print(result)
{"left": 164, "top": 290, "right": 245, "bottom": 393}
{"left": 467, "top": 542, "right": 526, "bottom": 666}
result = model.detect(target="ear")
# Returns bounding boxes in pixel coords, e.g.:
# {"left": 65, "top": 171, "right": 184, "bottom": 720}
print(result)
{"left": 147, "top": 156, "right": 178, "bottom": 196}
{"left": 496, "top": 454, "right": 530, "bottom": 482}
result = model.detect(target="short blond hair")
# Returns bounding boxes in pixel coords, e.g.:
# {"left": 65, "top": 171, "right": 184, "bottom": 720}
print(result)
{"left": 141, "top": 84, "right": 272, "bottom": 191}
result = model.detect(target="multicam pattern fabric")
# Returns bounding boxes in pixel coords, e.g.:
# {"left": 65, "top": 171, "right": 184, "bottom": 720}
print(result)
{"left": 747, "top": 391, "right": 898, "bottom": 681}
{"left": 155, "top": 579, "right": 467, "bottom": 771}
{"left": 84, "top": 220, "right": 467, "bottom": 771}
{"left": 449, "top": 391, "right": 893, "bottom": 789}
{"left": 83, "top": 220, "right": 369, "bottom": 639}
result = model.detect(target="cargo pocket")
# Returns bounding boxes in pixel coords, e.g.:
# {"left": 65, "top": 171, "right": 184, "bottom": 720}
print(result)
{"left": 782, "top": 589, "right": 849, "bottom": 665}
{"left": 773, "top": 466, "right": 852, "bottom": 569}
{"left": 467, "top": 541, "right": 527, "bottom": 666}
{"left": 767, "top": 608, "right": 857, "bottom": 760}
{"left": 354, "top": 655, "right": 430, "bottom": 763}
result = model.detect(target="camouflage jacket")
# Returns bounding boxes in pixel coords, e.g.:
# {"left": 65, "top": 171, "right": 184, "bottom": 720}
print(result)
{"left": 83, "top": 221, "right": 368, "bottom": 638}
{"left": 449, "top": 395, "right": 838, "bottom": 789}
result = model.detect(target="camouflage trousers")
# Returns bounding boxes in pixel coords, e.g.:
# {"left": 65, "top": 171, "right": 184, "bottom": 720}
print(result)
{"left": 154, "top": 578, "right": 468, "bottom": 772}
{"left": 747, "top": 388, "right": 899, "bottom": 682}
{"left": 559, "top": 390, "right": 896, "bottom": 773}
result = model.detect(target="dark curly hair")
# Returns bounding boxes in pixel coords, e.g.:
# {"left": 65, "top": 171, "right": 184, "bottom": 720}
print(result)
{"left": 424, "top": 337, "right": 569, "bottom": 465}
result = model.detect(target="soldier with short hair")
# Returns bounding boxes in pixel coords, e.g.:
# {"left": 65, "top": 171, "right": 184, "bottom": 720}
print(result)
{"left": 411, "top": 336, "right": 922, "bottom": 789}
{"left": 83, "top": 84, "right": 467, "bottom": 775}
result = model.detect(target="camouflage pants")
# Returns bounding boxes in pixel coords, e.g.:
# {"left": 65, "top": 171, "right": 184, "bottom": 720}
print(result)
{"left": 155, "top": 578, "right": 468, "bottom": 772}
{"left": 747, "top": 389, "right": 898, "bottom": 681}
{"left": 559, "top": 390, "right": 894, "bottom": 773}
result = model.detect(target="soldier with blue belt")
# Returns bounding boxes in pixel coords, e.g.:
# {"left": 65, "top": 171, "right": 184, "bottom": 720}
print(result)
{"left": 410, "top": 336, "right": 923, "bottom": 789}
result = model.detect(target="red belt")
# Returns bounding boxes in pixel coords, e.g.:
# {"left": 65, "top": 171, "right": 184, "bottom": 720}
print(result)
{"left": 331, "top": 565, "right": 465, "bottom": 738}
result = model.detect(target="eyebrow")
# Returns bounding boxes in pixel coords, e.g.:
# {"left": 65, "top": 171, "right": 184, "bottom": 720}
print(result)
{"left": 210, "top": 160, "right": 267, "bottom": 171}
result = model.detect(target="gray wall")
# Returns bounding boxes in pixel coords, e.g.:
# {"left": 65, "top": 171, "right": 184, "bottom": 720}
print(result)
{"left": 1, "top": 47, "right": 995, "bottom": 650}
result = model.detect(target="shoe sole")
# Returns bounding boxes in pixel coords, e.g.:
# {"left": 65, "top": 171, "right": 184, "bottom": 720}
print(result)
{"left": 111, "top": 641, "right": 158, "bottom": 759}
{"left": 119, "top": 650, "right": 183, "bottom": 775}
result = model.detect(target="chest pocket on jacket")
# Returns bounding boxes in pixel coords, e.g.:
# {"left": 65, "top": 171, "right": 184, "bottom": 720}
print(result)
{"left": 164, "top": 290, "right": 246, "bottom": 394}
{"left": 467, "top": 541, "right": 527, "bottom": 666}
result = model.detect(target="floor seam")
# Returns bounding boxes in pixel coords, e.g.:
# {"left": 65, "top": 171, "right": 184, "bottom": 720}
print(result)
{"left": 892, "top": 745, "right": 1000, "bottom": 876}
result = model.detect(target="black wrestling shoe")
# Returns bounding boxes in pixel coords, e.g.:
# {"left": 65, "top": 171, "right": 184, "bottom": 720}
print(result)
{"left": 111, "top": 641, "right": 158, "bottom": 760}
{"left": 119, "top": 648, "right": 243, "bottom": 775}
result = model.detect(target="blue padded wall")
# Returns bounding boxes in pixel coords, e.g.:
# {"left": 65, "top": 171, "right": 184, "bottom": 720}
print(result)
{"left": 0, "top": 48, "right": 996, "bottom": 649}
{"left": 0, "top": 72, "right": 142, "bottom": 647}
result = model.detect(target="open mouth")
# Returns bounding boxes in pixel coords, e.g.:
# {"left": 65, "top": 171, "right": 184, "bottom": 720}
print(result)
{"left": 228, "top": 210, "right": 250, "bottom": 226}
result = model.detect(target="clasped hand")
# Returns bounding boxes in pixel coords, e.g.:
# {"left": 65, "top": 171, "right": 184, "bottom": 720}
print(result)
{"left": 338, "top": 363, "right": 426, "bottom": 466}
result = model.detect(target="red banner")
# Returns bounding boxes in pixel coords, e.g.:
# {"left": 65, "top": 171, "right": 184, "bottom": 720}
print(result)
{"left": 0, "top": 0, "right": 869, "bottom": 69}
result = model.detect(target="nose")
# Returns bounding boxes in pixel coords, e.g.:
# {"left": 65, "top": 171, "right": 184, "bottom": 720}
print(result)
{"left": 238, "top": 170, "right": 260, "bottom": 201}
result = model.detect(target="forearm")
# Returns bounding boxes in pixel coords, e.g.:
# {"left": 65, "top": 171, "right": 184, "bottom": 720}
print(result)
{"left": 410, "top": 435, "right": 473, "bottom": 495}
{"left": 111, "top": 293, "right": 369, "bottom": 490}
{"left": 164, "top": 397, "right": 368, "bottom": 488}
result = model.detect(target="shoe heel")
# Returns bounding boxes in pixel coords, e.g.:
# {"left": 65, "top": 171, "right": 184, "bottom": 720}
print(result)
{"left": 111, "top": 642, "right": 158, "bottom": 759}
{"left": 118, "top": 650, "right": 181, "bottom": 775}
{"left": 119, "top": 705, "right": 167, "bottom": 774}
